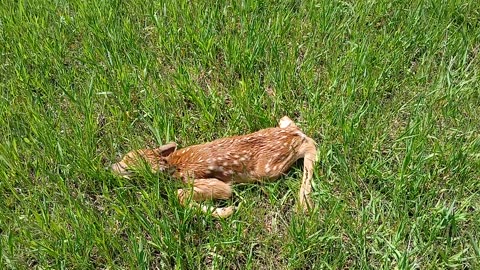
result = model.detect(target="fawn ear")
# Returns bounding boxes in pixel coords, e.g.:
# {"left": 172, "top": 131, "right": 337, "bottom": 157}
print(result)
{"left": 157, "top": 142, "right": 177, "bottom": 157}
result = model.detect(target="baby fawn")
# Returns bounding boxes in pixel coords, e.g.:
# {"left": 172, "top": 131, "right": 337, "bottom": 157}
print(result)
{"left": 111, "top": 116, "right": 317, "bottom": 218}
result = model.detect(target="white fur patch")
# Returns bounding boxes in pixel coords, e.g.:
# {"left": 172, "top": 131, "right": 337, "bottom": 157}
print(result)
{"left": 279, "top": 116, "right": 294, "bottom": 128}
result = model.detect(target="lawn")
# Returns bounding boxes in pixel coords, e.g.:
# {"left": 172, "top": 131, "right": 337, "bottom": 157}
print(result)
{"left": 1, "top": 0, "right": 479, "bottom": 268}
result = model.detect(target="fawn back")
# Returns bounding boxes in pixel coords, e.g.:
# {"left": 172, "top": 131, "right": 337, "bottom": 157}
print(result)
{"left": 167, "top": 125, "right": 313, "bottom": 183}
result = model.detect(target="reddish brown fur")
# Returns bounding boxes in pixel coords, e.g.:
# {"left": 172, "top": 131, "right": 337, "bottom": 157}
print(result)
{"left": 112, "top": 116, "right": 317, "bottom": 217}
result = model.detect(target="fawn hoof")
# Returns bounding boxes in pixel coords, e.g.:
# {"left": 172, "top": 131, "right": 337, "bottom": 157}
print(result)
{"left": 213, "top": 206, "right": 236, "bottom": 218}
{"left": 111, "top": 162, "right": 132, "bottom": 178}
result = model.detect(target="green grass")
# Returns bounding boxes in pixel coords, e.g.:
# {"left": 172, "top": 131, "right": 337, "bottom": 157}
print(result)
{"left": 1, "top": 0, "right": 480, "bottom": 268}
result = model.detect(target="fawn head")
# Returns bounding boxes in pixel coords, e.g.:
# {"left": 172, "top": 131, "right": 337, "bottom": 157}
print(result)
{"left": 111, "top": 142, "right": 177, "bottom": 177}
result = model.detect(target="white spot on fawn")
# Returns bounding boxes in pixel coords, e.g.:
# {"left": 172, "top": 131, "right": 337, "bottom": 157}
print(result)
{"left": 208, "top": 165, "right": 215, "bottom": 170}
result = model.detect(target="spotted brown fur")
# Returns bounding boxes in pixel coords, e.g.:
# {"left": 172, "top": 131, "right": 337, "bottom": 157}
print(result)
{"left": 111, "top": 116, "right": 317, "bottom": 217}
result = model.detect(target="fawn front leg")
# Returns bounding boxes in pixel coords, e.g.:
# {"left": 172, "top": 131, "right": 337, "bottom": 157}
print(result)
{"left": 177, "top": 178, "right": 235, "bottom": 218}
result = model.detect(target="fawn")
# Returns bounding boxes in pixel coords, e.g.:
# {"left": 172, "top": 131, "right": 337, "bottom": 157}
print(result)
{"left": 111, "top": 116, "right": 317, "bottom": 218}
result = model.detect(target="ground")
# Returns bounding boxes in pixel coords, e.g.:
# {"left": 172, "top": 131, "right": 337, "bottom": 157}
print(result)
{"left": 1, "top": 0, "right": 479, "bottom": 269}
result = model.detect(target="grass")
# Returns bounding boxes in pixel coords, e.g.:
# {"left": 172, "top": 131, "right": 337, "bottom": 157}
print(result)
{"left": 1, "top": 0, "right": 480, "bottom": 268}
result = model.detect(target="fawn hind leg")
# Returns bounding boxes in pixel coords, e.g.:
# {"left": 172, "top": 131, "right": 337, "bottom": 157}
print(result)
{"left": 278, "top": 116, "right": 316, "bottom": 211}
{"left": 299, "top": 137, "right": 317, "bottom": 211}
{"left": 177, "top": 178, "right": 235, "bottom": 218}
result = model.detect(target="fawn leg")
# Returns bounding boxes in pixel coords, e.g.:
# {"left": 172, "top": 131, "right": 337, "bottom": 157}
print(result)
{"left": 278, "top": 115, "right": 315, "bottom": 210}
{"left": 177, "top": 178, "right": 235, "bottom": 218}
{"left": 299, "top": 137, "right": 317, "bottom": 211}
